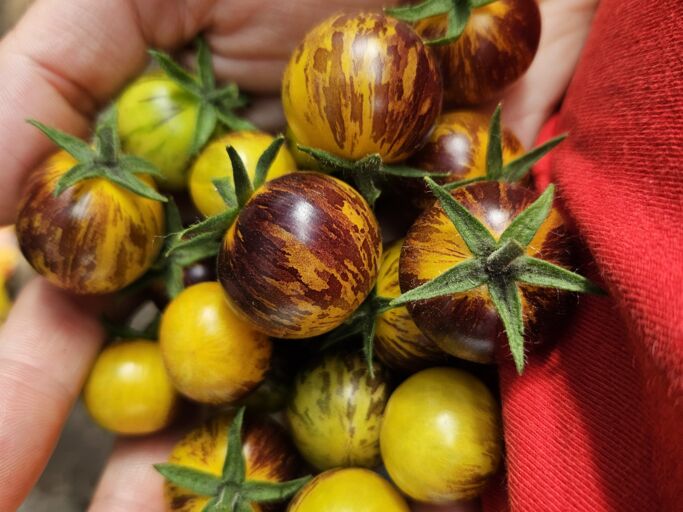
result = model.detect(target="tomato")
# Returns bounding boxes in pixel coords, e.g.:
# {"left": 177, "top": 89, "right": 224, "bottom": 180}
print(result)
{"left": 15, "top": 151, "right": 164, "bottom": 295}
{"left": 399, "top": 181, "right": 574, "bottom": 363}
{"left": 217, "top": 172, "right": 382, "bottom": 339}
{"left": 83, "top": 339, "right": 178, "bottom": 435}
{"left": 282, "top": 12, "right": 442, "bottom": 163}
{"left": 405, "top": 110, "right": 525, "bottom": 208}
{"left": 159, "top": 282, "right": 272, "bottom": 404}
{"left": 375, "top": 240, "right": 447, "bottom": 372}
{"left": 165, "top": 412, "right": 302, "bottom": 512}
{"left": 286, "top": 352, "right": 390, "bottom": 470}
{"left": 380, "top": 367, "right": 502, "bottom": 503}
{"left": 289, "top": 468, "right": 409, "bottom": 512}
{"left": 117, "top": 72, "right": 199, "bottom": 189}
{"left": 189, "top": 131, "right": 297, "bottom": 218}
{"left": 413, "top": 0, "right": 541, "bottom": 106}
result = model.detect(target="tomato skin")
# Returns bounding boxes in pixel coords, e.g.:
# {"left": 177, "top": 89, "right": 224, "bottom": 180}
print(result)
{"left": 282, "top": 12, "right": 442, "bottom": 163}
{"left": 288, "top": 468, "right": 409, "bottom": 512}
{"left": 117, "top": 72, "right": 199, "bottom": 189}
{"left": 217, "top": 172, "right": 382, "bottom": 339}
{"left": 159, "top": 282, "right": 272, "bottom": 404}
{"left": 415, "top": 0, "right": 541, "bottom": 106}
{"left": 400, "top": 181, "right": 574, "bottom": 363}
{"left": 165, "top": 413, "right": 302, "bottom": 512}
{"left": 84, "top": 340, "right": 178, "bottom": 435}
{"left": 189, "top": 131, "right": 297, "bottom": 218}
{"left": 380, "top": 368, "right": 502, "bottom": 503}
{"left": 375, "top": 240, "right": 447, "bottom": 373}
{"left": 15, "top": 151, "right": 164, "bottom": 295}
{"left": 286, "top": 352, "right": 390, "bottom": 470}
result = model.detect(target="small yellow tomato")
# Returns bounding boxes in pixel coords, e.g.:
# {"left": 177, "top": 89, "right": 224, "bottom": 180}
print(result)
{"left": 189, "top": 131, "right": 297, "bottom": 217}
{"left": 286, "top": 352, "right": 390, "bottom": 470}
{"left": 380, "top": 368, "right": 502, "bottom": 504}
{"left": 289, "top": 468, "right": 409, "bottom": 512}
{"left": 83, "top": 340, "right": 178, "bottom": 435}
{"left": 159, "top": 282, "right": 272, "bottom": 404}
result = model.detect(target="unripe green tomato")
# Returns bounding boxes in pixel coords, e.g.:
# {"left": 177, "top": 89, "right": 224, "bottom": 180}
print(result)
{"left": 84, "top": 340, "right": 179, "bottom": 435}
{"left": 286, "top": 352, "right": 390, "bottom": 470}
{"left": 189, "top": 131, "right": 297, "bottom": 218}
{"left": 117, "top": 72, "right": 199, "bottom": 189}
{"left": 380, "top": 368, "right": 502, "bottom": 504}
{"left": 288, "top": 468, "right": 409, "bottom": 512}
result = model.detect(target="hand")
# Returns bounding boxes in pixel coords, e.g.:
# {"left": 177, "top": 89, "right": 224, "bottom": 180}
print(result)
{"left": 0, "top": 0, "right": 598, "bottom": 510}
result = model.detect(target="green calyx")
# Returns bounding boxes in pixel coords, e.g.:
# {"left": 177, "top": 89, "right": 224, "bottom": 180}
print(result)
{"left": 155, "top": 407, "right": 311, "bottom": 512}
{"left": 150, "top": 38, "right": 256, "bottom": 156}
{"left": 297, "top": 145, "right": 445, "bottom": 207}
{"left": 386, "top": 0, "right": 498, "bottom": 46}
{"left": 29, "top": 109, "right": 166, "bottom": 202}
{"left": 390, "top": 178, "right": 605, "bottom": 374}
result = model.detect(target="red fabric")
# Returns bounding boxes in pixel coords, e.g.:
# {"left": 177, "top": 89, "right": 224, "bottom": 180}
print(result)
{"left": 483, "top": 1, "right": 683, "bottom": 510}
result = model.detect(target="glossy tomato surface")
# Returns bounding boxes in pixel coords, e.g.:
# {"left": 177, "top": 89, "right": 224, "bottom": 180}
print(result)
{"left": 415, "top": 0, "right": 541, "bottom": 106}
{"left": 283, "top": 12, "right": 442, "bottom": 163}
{"left": 117, "top": 72, "right": 199, "bottom": 189}
{"left": 159, "top": 282, "right": 272, "bottom": 404}
{"left": 286, "top": 352, "right": 390, "bottom": 470}
{"left": 400, "top": 181, "right": 574, "bottom": 363}
{"left": 84, "top": 339, "right": 178, "bottom": 435}
{"left": 189, "top": 131, "right": 297, "bottom": 217}
{"left": 288, "top": 468, "right": 409, "bottom": 512}
{"left": 165, "top": 413, "right": 301, "bottom": 512}
{"left": 16, "top": 151, "right": 164, "bottom": 295}
{"left": 218, "top": 172, "right": 382, "bottom": 339}
{"left": 380, "top": 368, "right": 502, "bottom": 503}
{"left": 375, "top": 240, "right": 447, "bottom": 372}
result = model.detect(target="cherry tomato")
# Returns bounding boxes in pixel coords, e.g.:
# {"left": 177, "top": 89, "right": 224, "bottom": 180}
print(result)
{"left": 83, "top": 339, "right": 179, "bottom": 435}
{"left": 117, "top": 72, "right": 199, "bottom": 189}
{"left": 286, "top": 352, "right": 390, "bottom": 470}
{"left": 414, "top": 0, "right": 541, "bottom": 106}
{"left": 282, "top": 12, "right": 442, "bottom": 163}
{"left": 16, "top": 151, "right": 164, "bottom": 294}
{"left": 159, "top": 282, "right": 272, "bottom": 404}
{"left": 400, "top": 181, "right": 574, "bottom": 363}
{"left": 375, "top": 240, "right": 447, "bottom": 372}
{"left": 189, "top": 131, "right": 297, "bottom": 218}
{"left": 289, "top": 468, "right": 409, "bottom": 512}
{"left": 217, "top": 172, "right": 382, "bottom": 339}
{"left": 380, "top": 367, "right": 502, "bottom": 503}
{"left": 165, "top": 413, "right": 301, "bottom": 512}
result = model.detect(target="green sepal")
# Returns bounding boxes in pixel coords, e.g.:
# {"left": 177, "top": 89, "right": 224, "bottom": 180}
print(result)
{"left": 442, "top": 176, "right": 487, "bottom": 191}
{"left": 149, "top": 49, "right": 203, "bottom": 96}
{"left": 201, "top": 497, "right": 219, "bottom": 512}
{"left": 215, "top": 109, "right": 257, "bottom": 133}
{"left": 241, "top": 477, "right": 312, "bottom": 503}
{"left": 502, "top": 134, "right": 568, "bottom": 183}
{"left": 196, "top": 37, "right": 216, "bottom": 90}
{"left": 228, "top": 146, "right": 254, "bottom": 208}
{"left": 27, "top": 120, "right": 95, "bottom": 162}
{"left": 222, "top": 407, "right": 247, "bottom": 484}
{"left": 487, "top": 278, "right": 526, "bottom": 374}
{"left": 166, "top": 209, "right": 237, "bottom": 257}
{"left": 103, "top": 167, "right": 168, "bottom": 202}
{"left": 171, "top": 233, "right": 224, "bottom": 267}
{"left": 213, "top": 178, "right": 238, "bottom": 207}
{"left": 253, "top": 135, "right": 286, "bottom": 189}
{"left": 154, "top": 464, "right": 223, "bottom": 497}
{"left": 385, "top": 0, "right": 451, "bottom": 23}
{"left": 485, "top": 239, "right": 525, "bottom": 275}
{"left": 387, "top": 0, "right": 472, "bottom": 46}
{"left": 52, "top": 164, "right": 102, "bottom": 196}
{"left": 499, "top": 185, "right": 554, "bottom": 248}
{"left": 361, "top": 315, "right": 378, "bottom": 378}
{"left": 512, "top": 256, "right": 605, "bottom": 295}
{"left": 485, "top": 104, "right": 504, "bottom": 180}
{"left": 470, "top": 0, "right": 498, "bottom": 7}
{"left": 192, "top": 102, "right": 219, "bottom": 156}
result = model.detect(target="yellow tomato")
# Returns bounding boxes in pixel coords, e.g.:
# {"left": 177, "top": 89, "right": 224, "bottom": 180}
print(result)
{"left": 380, "top": 368, "right": 502, "bottom": 504}
{"left": 15, "top": 151, "right": 165, "bottom": 295}
{"left": 189, "top": 131, "right": 297, "bottom": 217}
{"left": 83, "top": 340, "right": 178, "bottom": 435}
{"left": 288, "top": 468, "right": 409, "bottom": 512}
{"left": 159, "top": 282, "right": 272, "bottom": 404}
{"left": 286, "top": 352, "right": 390, "bottom": 470}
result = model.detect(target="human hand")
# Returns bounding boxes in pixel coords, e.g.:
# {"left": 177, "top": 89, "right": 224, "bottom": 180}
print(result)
{"left": 0, "top": 0, "right": 598, "bottom": 510}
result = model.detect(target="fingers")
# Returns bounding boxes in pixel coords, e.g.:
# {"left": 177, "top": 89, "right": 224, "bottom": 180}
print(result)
{"left": 89, "top": 432, "right": 179, "bottom": 512}
{"left": 0, "top": 278, "right": 103, "bottom": 510}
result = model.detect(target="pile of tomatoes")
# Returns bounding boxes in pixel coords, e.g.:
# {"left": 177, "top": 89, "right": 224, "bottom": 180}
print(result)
{"left": 13, "top": 1, "right": 603, "bottom": 510}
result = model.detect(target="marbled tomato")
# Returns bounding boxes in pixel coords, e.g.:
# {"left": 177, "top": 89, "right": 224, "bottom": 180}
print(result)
{"left": 15, "top": 151, "right": 164, "bottom": 295}
{"left": 415, "top": 0, "right": 541, "bottom": 106}
{"left": 282, "top": 12, "right": 442, "bottom": 163}
{"left": 400, "top": 181, "right": 575, "bottom": 363}
{"left": 375, "top": 240, "right": 447, "bottom": 372}
{"left": 217, "top": 172, "right": 382, "bottom": 339}
{"left": 286, "top": 352, "right": 390, "bottom": 470}
{"left": 165, "top": 413, "right": 302, "bottom": 512}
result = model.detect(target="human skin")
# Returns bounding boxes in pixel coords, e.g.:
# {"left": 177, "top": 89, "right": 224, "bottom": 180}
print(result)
{"left": 0, "top": 0, "right": 598, "bottom": 510}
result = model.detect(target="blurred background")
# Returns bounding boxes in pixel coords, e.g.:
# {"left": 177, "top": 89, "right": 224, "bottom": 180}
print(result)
{"left": 1, "top": 2, "right": 114, "bottom": 511}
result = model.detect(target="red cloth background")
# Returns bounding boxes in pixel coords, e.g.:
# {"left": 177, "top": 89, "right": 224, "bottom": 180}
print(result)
{"left": 483, "top": 0, "right": 683, "bottom": 510}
